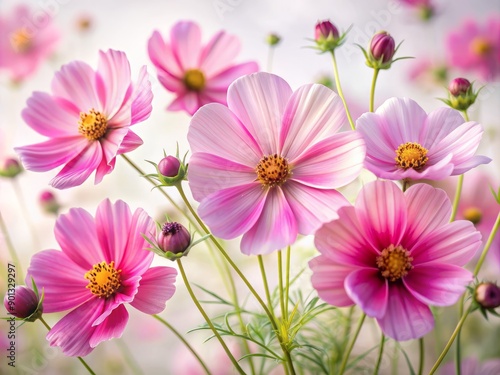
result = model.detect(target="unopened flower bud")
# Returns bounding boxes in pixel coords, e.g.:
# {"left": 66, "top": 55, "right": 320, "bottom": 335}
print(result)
{"left": 448, "top": 77, "right": 471, "bottom": 97}
{"left": 0, "top": 157, "right": 23, "bottom": 178}
{"left": 266, "top": 33, "right": 281, "bottom": 46}
{"left": 315, "top": 20, "right": 339, "bottom": 42}
{"left": 370, "top": 31, "right": 396, "bottom": 64}
{"left": 39, "top": 190, "right": 60, "bottom": 215}
{"left": 3, "top": 285, "right": 43, "bottom": 321}
{"left": 475, "top": 282, "right": 500, "bottom": 309}
{"left": 159, "top": 156, "right": 181, "bottom": 178}
{"left": 158, "top": 222, "right": 191, "bottom": 255}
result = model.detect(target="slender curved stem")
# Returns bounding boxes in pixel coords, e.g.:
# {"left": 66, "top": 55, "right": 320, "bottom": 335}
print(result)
{"left": 455, "top": 297, "right": 464, "bottom": 375}
{"left": 369, "top": 68, "right": 380, "bottom": 112}
{"left": 373, "top": 333, "right": 385, "bottom": 375}
{"left": 418, "top": 337, "right": 424, "bottom": 375}
{"left": 278, "top": 250, "right": 285, "bottom": 321}
{"left": 449, "top": 174, "right": 464, "bottom": 222}
{"left": 177, "top": 258, "right": 245, "bottom": 375}
{"left": 153, "top": 314, "right": 211, "bottom": 375}
{"left": 0, "top": 210, "right": 22, "bottom": 277}
{"left": 285, "top": 246, "right": 291, "bottom": 320}
{"left": 339, "top": 312, "right": 366, "bottom": 375}
{"left": 473, "top": 212, "right": 500, "bottom": 277}
{"left": 330, "top": 51, "right": 355, "bottom": 130}
{"left": 258, "top": 255, "right": 275, "bottom": 318}
{"left": 267, "top": 45, "right": 275, "bottom": 73}
{"left": 38, "top": 317, "right": 96, "bottom": 375}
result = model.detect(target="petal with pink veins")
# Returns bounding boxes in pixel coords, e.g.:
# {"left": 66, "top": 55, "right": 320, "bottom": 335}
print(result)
{"left": 89, "top": 304, "right": 129, "bottom": 348}
{"left": 170, "top": 21, "right": 202, "bottom": 70}
{"left": 404, "top": 263, "right": 472, "bottom": 306}
{"left": 200, "top": 31, "right": 240, "bottom": 77}
{"left": 206, "top": 61, "right": 259, "bottom": 90}
{"left": 422, "top": 107, "right": 468, "bottom": 149}
{"left": 130, "top": 66, "right": 153, "bottom": 124}
{"left": 94, "top": 156, "right": 116, "bottom": 184}
{"left": 240, "top": 188, "right": 297, "bottom": 255}
{"left": 130, "top": 267, "right": 178, "bottom": 314}
{"left": 227, "top": 72, "right": 292, "bottom": 155}
{"left": 147, "top": 30, "right": 183, "bottom": 77}
{"left": 280, "top": 84, "right": 347, "bottom": 159}
{"left": 345, "top": 268, "right": 388, "bottom": 318}
{"left": 117, "top": 130, "right": 143, "bottom": 154}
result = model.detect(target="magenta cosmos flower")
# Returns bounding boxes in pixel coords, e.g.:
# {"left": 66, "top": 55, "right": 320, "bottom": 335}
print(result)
{"left": 187, "top": 72, "right": 365, "bottom": 255}
{"left": 310, "top": 180, "right": 481, "bottom": 341}
{"left": 26, "top": 199, "right": 177, "bottom": 356}
{"left": 447, "top": 16, "right": 500, "bottom": 81}
{"left": 357, "top": 97, "right": 490, "bottom": 181}
{"left": 0, "top": 5, "right": 59, "bottom": 82}
{"left": 15, "top": 49, "right": 153, "bottom": 189}
{"left": 148, "top": 20, "right": 259, "bottom": 115}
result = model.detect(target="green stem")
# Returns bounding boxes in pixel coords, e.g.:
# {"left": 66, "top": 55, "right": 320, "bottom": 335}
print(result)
{"left": 449, "top": 174, "right": 464, "bottom": 222}
{"left": 473, "top": 212, "right": 500, "bottom": 277}
{"left": 0, "top": 210, "right": 22, "bottom": 277}
{"left": 153, "top": 314, "right": 211, "bottom": 375}
{"left": 38, "top": 317, "right": 96, "bottom": 375}
{"left": 428, "top": 307, "right": 472, "bottom": 375}
{"left": 267, "top": 45, "right": 275, "bottom": 73}
{"left": 330, "top": 51, "right": 355, "bottom": 130}
{"left": 258, "top": 255, "right": 275, "bottom": 318}
{"left": 115, "top": 339, "right": 143, "bottom": 375}
{"left": 455, "top": 297, "right": 464, "bottom": 375}
{"left": 339, "top": 312, "right": 366, "bottom": 375}
{"left": 177, "top": 258, "right": 245, "bottom": 375}
{"left": 285, "top": 246, "right": 291, "bottom": 320}
{"left": 461, "top": 110, "right": 470, "bottom": 122}
{"left": 418, "top": 337, "right": 424, "bottom": 375}
{"left": 373, "top": 333, "right": 385, "bottom": 375}
{"left": 369, "top": 68, "right": 380, "bottom": 112}
{"left": 278, "top": 250, "right": 285, "bottom": 321}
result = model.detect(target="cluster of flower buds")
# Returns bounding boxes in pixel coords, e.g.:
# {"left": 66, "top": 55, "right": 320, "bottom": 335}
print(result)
{"left": 3, "top": 285, "right": 43, "bottom": 322}
{"left": 0, "top": 157, "right": 23, "bottom": 178}
{"left": 313, "top": 20, "right": 348, "bottom": 53}
{"left": 441, "top": 77, "right": 480, "bottom": 111}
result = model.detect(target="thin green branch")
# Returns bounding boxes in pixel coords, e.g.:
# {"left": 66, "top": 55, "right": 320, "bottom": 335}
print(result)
{"left": 339, "top": 312, "right": 366, "bottom": 375}
{"left": 330, "top": 51, "right": 355, "bottom": 130}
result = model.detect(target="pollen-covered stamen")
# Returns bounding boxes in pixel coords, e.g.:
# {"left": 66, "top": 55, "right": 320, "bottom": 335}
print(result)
{"left": 10, "top": 28, "right": 33, "bottom": 53}
{"left": 78, "top": 109, "right": 108, "bottom": 141}
{"left": 376, "top": 244, "right": 414, "bottom": 282}
{"left": 395, "top": 142, "right": 429, "bottom": 170}
{"left": 84, "top": 261, "right": 122, "bottom": 298}
{"left": 463, "top": 207, "right": 482, "bottom": 224}
{"left": 470, "top": 37, "right": 492, "bottom": 56}
{"left": 183, "top": 69, "right": 206, "bottom": 91}
{"left": 256, "top": 154, "right": 291, "bottom": 187}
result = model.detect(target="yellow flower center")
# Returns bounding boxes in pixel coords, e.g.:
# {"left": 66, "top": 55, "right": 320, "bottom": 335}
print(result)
{"left": 376, "top": 244, "right": 414, "bottom": 282}
{"left": 84, "top": 261, "right": 122, "bottom": 298}
{"left": 78, "top": 109, "right": 108, "bottom": 141}
{"left": 10, "top": 28, "right": 33, "bottom": 53}
{"left": 470, "top": 37, "right": 492, "bottom": 56}
{"left": 183, "top": 69, "right": 206, "bottom": 91}
{"left": 256, "top": 154, "right": 291, "bottom": 187}
{"left": 395, "top": 142, "right": 428, "bottom": 170}
{"left": 463, "top": 207, "right": 482, "bottom": 224}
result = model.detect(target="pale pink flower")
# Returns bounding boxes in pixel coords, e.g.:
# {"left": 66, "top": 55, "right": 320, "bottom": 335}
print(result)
{"left": 0, "top": 5, "right": 59, "bottom": 81}
{"left": 310, "top": 180, "right": 481, "bottom": 341}
{"left": 15, "top": 49, "right": 153, "bottom": 189}
{"left": 148, "top": 20, "right": 259, "bottom": 115}
{"left": 446, "top": 16, "right": 500, "bottom": 81}
{"left": 441, "top": 357, "right": 500, "bottom": 375}
{"left": 26, "top": 199, "right": 177, "bottom": 356}
{"left": 357, "top": 97, "right": 490, "bottom": 181}
{"left": 188, "top": 72, "right": 365, "bottom": 255}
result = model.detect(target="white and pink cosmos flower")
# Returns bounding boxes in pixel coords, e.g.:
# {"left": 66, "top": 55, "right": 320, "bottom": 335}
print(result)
{"left": 15, "top": 49, "right": 153, "bottom": 189}
{"left": 148, "top": 20, "right": 259, "bottom": 115}
{"left": 357, "top": 97, "right": 490, "bottom": 181}
{"left": 26, "top": 199, "right": 177, "bottom": 357}
{"left": 187, "top": 72, "right": 366, "bottom": 255}
{"left": 0, "top": 5, "right": 59, "bottom": 82}
{"left": 310, "top": 180, "right": 481, "bottom": 341}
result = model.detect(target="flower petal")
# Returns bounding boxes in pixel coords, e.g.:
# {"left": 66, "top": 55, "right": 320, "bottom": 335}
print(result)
{"left": 283, "top": 181, "right": 348, "bottom": 234}
{"left": 89, "top": 304, "right": 129, "bottom": 348}
{"left": 345, "top": 268, "right": 388, "bottom": 319}
{"left": 130, "top": 66, "right": 153, "bottom": 124}
{"left": 240, "top": 188, "right": 297, "bottom": 255}
{"left": 200, "top": 30, "right": 240, "bottom": 77}
{"left": 118, "top": 130, "right": 143, "bottom": 154}
{"left": 206, "top": 61, "right": 259, "bottom": 90}
{"left": 167, "top": 91, "right": 201, "bottom": 115}
{"left": 404, "top": 264, "right": 472, "bottom": 306}
{"left": 411, "top": 220, "right": 481, "bottom": 266}
{"left": 147, "top": 30, "right": 183, "bottom": 78}
{"left": 170, "top": 21, "right": 202, "bottom": 70}
{"left": 227, "top": 72, "right": 292, "bottom": 155}
{"left": 422, "top": 107, "right": 467, "bottom": 149}
{"left": 376, "top": 283, "right": 434, "bottom": 341}
{"left": 280, "top": 84, "right": 347, "bottom": 159}
{"left": 26, "top": 250, "right": 91, "bottom": 313}
{"left": 290, "top": 132, "right": 365, "bottom": 188}
{"left": 309, "top": 256, "right": 355, "bottom": 307}
{"left": 130, "top": 267, "right": 177, "bottom": 314}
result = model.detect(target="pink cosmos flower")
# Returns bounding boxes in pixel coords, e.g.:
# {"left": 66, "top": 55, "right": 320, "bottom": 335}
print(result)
{"left": 310, "top": 180, "right": 482, "bottom": 341}
{"left": 446, "top": 16, "right": 500, "bottom": 81}
{"left": 187, "top": 72, "right": 365, "bottom": 255}
{"left": 148, "top": 20, "right": 259, "bottom": 115}
{"left": 441, "top": 357, "right": 500, "bottom": 375}
{"left": 26, "top": 199, "right": 177, "bottom": 356}
{"left": 0, "top": 5, "right": 59, "bottom": 82}
{"left": 357, "top": 97, "right": 491, "bottom": 181}
{"left": 15, "top": 49, "right": 153, "bottom": 189}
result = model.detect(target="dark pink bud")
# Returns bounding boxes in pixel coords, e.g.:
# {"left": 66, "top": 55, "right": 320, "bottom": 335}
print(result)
{"left": 370, "top": 31, "right": 396, "bottom": 63}
{"left": 4, "top": 285, "right": 42, "bottom": 320}
{"left": 158, "top": 156, "right": 181, "bottom": 178}
{"left": 475, "top": 282, "right": 500, "bottom": 309}
{"left": 315, "top": 20, "right": 339, "bottom": 42}
{"left": 158, "top": 222, "right": 191, "bottom": 254}
{"left": 448, "top": 77, "right": 471, "bottom": 97}
{"left": 39, "top": 190, "right": 60, "bottom": 215}
{"left": 0, "top": 157, "right": 23, "bottom": 178}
